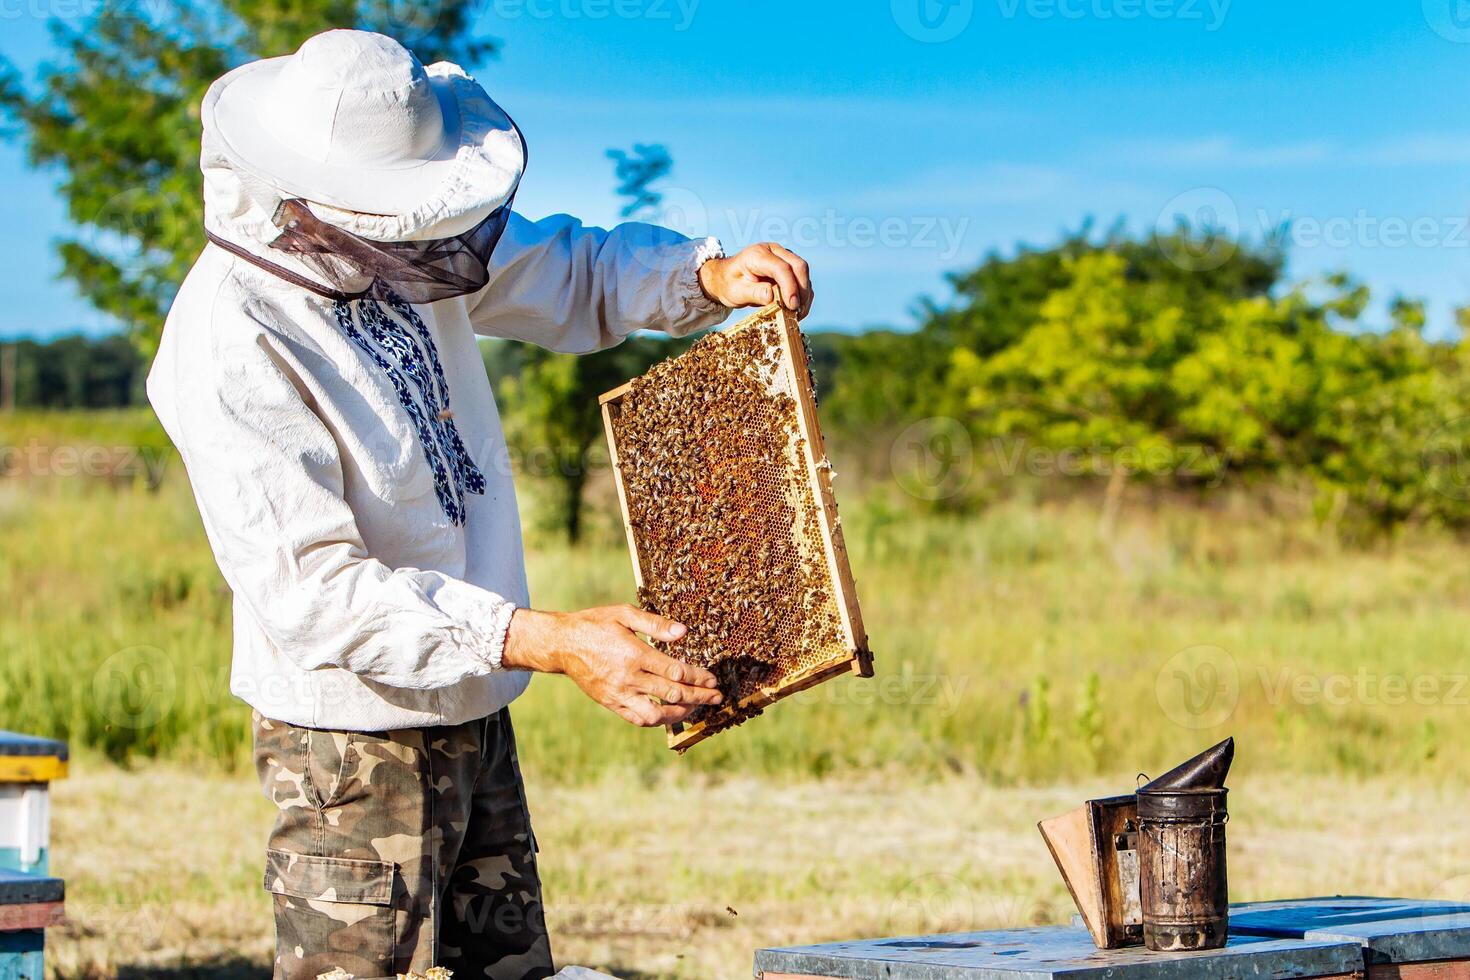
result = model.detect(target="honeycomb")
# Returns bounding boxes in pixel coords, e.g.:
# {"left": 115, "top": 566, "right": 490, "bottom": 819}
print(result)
{"left": 604, "top": 307, "right": 865, "bottom": 747}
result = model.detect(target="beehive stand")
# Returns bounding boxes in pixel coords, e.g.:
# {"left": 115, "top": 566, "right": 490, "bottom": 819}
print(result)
{"left": 755, "top": 925, "right": 1365, "bottom": 979}
{"left": 0, "top": 731, "right": 67, "bottom": 980}
{"left": 600, "top": 303, "right": 872, "bottom": 751}
{"left": 1231, "top": 896, "right": 1470, "bottom": 978}
{"left": 760, "top": 896, "right": 1470, "bottom": 979}
{"left": 0, "top": 870, "right": 63, "bottom": 967}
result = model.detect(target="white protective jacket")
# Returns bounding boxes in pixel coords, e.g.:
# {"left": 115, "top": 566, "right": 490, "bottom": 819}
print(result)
{"left": 148, "top": 126, "right": 729, "bottom": 731}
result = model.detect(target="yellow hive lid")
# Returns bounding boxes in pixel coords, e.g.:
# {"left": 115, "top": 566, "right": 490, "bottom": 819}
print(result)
{"left": 0, "top": 731, "right": 69, "bottom": 782}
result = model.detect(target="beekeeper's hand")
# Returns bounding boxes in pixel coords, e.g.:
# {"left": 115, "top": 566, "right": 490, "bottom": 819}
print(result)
{"left": 502, "top": 605, "right": 723, "bottom": 727}
{"left": 698, "top": 242, "right": 814, "bottom": 319}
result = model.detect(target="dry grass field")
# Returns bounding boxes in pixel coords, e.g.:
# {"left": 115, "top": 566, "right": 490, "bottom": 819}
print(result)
{"left": 45, "top": 764, "right": 1470, "bottom": 979}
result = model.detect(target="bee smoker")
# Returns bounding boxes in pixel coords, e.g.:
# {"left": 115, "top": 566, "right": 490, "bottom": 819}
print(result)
{"left": 1038, "top": 737, "right": 1234, "bottom": 952}
{"left": 1136, "top": 738, "right": 1233, "bottom": 951}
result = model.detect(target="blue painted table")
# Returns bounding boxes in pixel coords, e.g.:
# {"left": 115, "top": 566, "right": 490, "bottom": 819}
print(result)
{"left": 754, "top": 924, "right": 1366, "bottom": 979}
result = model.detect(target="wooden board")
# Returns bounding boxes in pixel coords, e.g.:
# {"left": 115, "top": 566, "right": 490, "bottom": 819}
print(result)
{"left": 1368, "top": 963, "right": 1470, "bottom": 980}
{"left": 0, "top": 928, "right": 45, "bottom": 980}
{"left": 1094, "top": 799, "right": 1142, "bottom": 948}
{"left": 774, "top": 314, "right": 869, "bottom": 666}
{"left": 754, "top": 925, "right": 1365, "bottom": 979}
{"left": 0, "top": 871, "right": 61, "bottom": 908}
{"left": 1039, "top": 796, "right": 1141, "bottom": 950}
{"left": 0, "top": 733, "right": 67, "bottom": 761}
{"left": 0, "top": 902, "right": 62, "bottom": 932}
{"left": 1038, "top": 806, "right": 1105, "bottom": 946}
{"left": 600, "top": 304, "right": 872, "bottom": 751}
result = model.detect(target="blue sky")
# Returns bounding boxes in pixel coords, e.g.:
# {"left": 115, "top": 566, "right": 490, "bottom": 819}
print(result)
{"left": 2, "top": 1, "right": 1469, "bottom": 338}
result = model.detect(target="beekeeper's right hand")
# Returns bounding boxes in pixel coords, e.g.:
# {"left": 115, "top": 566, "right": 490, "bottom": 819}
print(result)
{"left": 501, "top": 605, "right": 723, "bottom": 727}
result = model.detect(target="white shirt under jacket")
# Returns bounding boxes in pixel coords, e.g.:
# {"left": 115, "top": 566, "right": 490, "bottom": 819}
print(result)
{"left": 148, "top": 141, "right": 729, "bottom": 731}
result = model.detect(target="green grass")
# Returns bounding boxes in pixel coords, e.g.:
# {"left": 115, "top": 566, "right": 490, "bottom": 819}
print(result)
{"left": 6, "top": 408, "right": 1470, "bottom": 785}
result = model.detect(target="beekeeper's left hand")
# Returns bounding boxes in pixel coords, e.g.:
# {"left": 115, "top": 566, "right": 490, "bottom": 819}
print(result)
{"left": 698, "top": 242, "right": 814, "bottom": 319}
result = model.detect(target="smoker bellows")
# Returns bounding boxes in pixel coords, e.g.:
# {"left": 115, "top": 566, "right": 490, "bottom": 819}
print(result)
{"left": 600, "top": 303, "right": 872, "bottom": 751}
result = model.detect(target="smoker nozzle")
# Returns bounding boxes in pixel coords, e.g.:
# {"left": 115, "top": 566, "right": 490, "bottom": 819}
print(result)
{"left": 1140, "top": 737, "right": 1234, "bottom": 792}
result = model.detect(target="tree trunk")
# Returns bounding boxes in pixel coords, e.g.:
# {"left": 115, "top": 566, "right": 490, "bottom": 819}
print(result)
{"left": 1099, "top": 465, "right": 1128, "bottom": 539}
{"left": 0, "top": 344, "right": 15, "bottom": 412}
{"left": 563, "top": 467, "right": 588, "bottom": 544}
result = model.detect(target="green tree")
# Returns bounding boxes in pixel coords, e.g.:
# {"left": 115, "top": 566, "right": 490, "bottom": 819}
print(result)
{"left": 0, "top": 1, "right": 494, "bottom": 354}
{"left": 1171, "top": 282, "right": 1470, "bottom": 533}
{"left": 936, "top": 232, "right": 1470, "bottom": 535}
{"left": 500, "top": 335, "right": 692, "bottom": 542}
{"left": 948, "top": 251, "right": 1195, "bottom": 473}
{"left": 810, "top": 327, "right": 949, "bottom": 435}
{"left": 495, "top": 143, "right": 690, "bottom": 542}
{"left": 931, "top": 223, "right": 1283, "bottom": 362}
{"left": 814, "top": 225, "right": 1286, "bottom": 452}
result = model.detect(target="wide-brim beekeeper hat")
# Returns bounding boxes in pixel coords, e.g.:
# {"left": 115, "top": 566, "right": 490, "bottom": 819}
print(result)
{"left": 204, "top": 29, "right": 524, "bottom": 241}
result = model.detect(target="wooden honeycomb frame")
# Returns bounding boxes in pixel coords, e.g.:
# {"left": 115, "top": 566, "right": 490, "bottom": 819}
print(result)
{"left": 600, "top": 303, "right": 873, "bottom": 751}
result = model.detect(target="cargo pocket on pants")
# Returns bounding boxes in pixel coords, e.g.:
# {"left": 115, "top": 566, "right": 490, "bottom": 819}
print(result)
{"left": 265, "top": 848, "right": 397, "bottom": 980}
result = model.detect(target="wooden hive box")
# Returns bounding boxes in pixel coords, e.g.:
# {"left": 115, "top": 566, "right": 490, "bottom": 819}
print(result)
{"left": 0, "top": 732, "right": 67, "bottom": 878}
{"left": 600, "top": 303, "right": 872, "bottom": 751}
{"left": 0, "top": 732, "right": 67, "bottom": 980}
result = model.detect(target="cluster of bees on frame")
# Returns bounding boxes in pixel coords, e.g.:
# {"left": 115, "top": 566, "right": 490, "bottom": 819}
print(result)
{"left": 614, "top": 321, "right": 844, "bottom": 728}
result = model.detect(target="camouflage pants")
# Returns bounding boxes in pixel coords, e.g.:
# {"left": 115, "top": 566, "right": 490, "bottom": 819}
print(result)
{"left": 253, "top": 709, "right": 554, "bottom": 980}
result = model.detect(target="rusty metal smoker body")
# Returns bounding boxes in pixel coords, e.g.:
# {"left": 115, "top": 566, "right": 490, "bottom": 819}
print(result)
{"left": 1136, "top": 786, "right": 1229, "bottom": 951}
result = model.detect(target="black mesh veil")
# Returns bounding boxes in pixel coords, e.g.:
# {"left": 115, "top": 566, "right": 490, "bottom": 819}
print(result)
{"left": 267, "top": 197, "right": 515, "bottom": 303}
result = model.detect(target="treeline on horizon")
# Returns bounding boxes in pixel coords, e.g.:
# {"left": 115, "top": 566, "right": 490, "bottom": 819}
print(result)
{"left": 0, "top": 333, "right": 147, "bottom": 409}
{"left": 12, "top": 226, "right": 1470, "bottom": 535}
{"left": 497, "top": 225, "right": 1470, "bottom": 538}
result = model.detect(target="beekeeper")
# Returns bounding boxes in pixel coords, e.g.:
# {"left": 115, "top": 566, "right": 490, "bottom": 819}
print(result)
{"left": 147, "top": 28, "right": 814, "bottom": 980}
